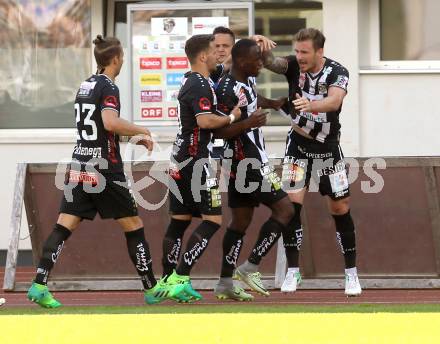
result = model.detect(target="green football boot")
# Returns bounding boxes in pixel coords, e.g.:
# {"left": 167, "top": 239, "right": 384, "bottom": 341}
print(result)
{"left": 144, "top": 278, "right": 190, "bottom": 304}
{"left": 233, "top": 268, "right": 270, "bottom": 297}
{"left": 214, "top": 284, "right": 254, "bottom": 301}
{"left": 27, "top": 282, "right": 62, "bottom": 308}
{"left": 166, "top": 271, "right": 202, "bottom": 301}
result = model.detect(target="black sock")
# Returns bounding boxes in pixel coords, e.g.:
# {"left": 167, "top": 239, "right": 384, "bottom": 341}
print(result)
{"left": 176, "top": 220, "right": 220, "bottom": 276}
{"left": 333, "top": 211, "right": 356, "bottom": 269}
{"left": 162, "top": 218, "right": 191, "bottom": 277}
{"left": 34, "top": 224, "right": 72, "bottom": 285}
{"left": 220, "top": 228, "right": 244, "bottom": 278}
{"left": 282, "top": 202, "right": 303, "bottom": 268}
{"left": 248, "top": 218, "right": 283, "bottom": 265}
{"left": 125, "top": 228, "right": 157, "bottom": 290}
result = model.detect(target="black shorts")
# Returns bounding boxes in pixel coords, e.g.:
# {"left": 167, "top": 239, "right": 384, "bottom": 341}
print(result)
{"left": 282, "top": 129, "right": 350, "bottom": 200}
{"left": 60, "top": 170, "right": 138, "bottom": 220}
{"left": 228, "top": 160, "right": 287, "bottom": 208}
{"left": 168, "top": 160, "right": 222, "bottom": 217}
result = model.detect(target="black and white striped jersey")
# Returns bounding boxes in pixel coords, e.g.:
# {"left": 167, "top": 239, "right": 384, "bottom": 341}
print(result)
{"left": 281, "top": 56, "right": 349, "bottom": 144}
{"left": 216, "top": 74, "right": 268, "bottom": 164}
{"left": 172, "top": 71, "right": 217, "bottom": 163}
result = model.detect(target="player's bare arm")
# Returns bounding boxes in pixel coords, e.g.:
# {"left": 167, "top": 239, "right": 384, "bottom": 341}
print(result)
{"left": 102, "top": 109, "right": 153, "bottom": 150}
{"left": 257, "top": 93, "right": 287, "bottom": 110}
{"left": 196, "top": 108, "right": 241, "bottom": 129}
{"left": 213, "top": 108, "right": 267, "bottom": 139}
{"left": 262, "top": 50, "right": 288, "bottom": 74}
{"left": 292, "top": 87, "right": 346, "bottom": 113}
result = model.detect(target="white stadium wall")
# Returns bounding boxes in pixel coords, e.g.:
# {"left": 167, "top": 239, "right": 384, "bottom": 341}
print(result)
{"left": 359, "top": 73, "right": 440, "bottom": 157}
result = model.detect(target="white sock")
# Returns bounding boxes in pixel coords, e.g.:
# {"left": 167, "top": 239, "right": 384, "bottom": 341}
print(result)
{"left": 287, "top": 267, "right": 299, "bottom": 274}
{"left": 345, "top": 267, "right": 358, "bottom": 275}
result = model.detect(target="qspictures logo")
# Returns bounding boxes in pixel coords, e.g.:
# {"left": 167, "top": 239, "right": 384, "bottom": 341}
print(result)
{"left": 55, "top": 144, "right": 387, "bottom": 212}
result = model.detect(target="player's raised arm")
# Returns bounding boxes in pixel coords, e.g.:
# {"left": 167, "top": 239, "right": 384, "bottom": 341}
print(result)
{"left": 262, "top": 49, "right": 289, "bottom": 74}
{"left": 250, "top": 34, "right": 277, "bottom": 52}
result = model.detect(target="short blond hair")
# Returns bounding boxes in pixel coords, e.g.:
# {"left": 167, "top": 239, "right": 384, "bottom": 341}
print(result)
{"left": 294, "top": 28, "right": 326, "bottom": 50}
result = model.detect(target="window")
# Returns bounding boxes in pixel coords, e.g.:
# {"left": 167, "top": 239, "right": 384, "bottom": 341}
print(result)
{"left": 0, "top": 0, "right": 91, "bottom": 129}
{"left": 380, "top": 0, "right": 440, "bottom": 61}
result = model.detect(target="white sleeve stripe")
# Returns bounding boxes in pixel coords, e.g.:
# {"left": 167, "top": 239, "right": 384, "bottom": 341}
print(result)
{"left": 194, "top": 111, "right": 212, "bottom": 117}
{"left": 216, "top": 110, "right": 228, "bottom": 116}
{"left": 101, "top": 107, "right": 119, "bottom": 113}
{"left": 328, "top": 85, "right": 348, "bottom": 92}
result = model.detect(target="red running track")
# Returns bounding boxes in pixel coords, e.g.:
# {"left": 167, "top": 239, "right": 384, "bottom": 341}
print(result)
{"left": 1, "top": 268, "right": 440, "bottom": 308}
{"left": 2, "top": 289, "right": 440, "bottom": 308}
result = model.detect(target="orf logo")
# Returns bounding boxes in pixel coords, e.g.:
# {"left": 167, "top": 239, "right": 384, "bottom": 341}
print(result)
{"left": 140, "top": 57, "right": 162, "bottom": 70}
{"left": 167, "top": 57, "right": 189, "bottom": 69}
{"left": 141, "top": 108, "right": 163, "bottom": 118}
{"left": 168, "top": 107, "right": 178, "bottom": 118}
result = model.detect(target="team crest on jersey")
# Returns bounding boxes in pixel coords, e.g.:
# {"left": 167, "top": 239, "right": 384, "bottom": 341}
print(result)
{"left": 318, "top": 82, "right": 327, "bottom": 94}
{"left": 103, "top": 95, "right": 118, "bottom": 108}
{"left": 199, "top": 97, "right": 211, "bottom": 111}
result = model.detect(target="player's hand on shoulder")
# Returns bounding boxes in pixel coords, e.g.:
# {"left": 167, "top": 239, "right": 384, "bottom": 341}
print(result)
{"left": 248, "top": 107, "right": 268, "bottom": 128}
{"left": 250, "top": 35, "right": 276, "bottom": 52}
